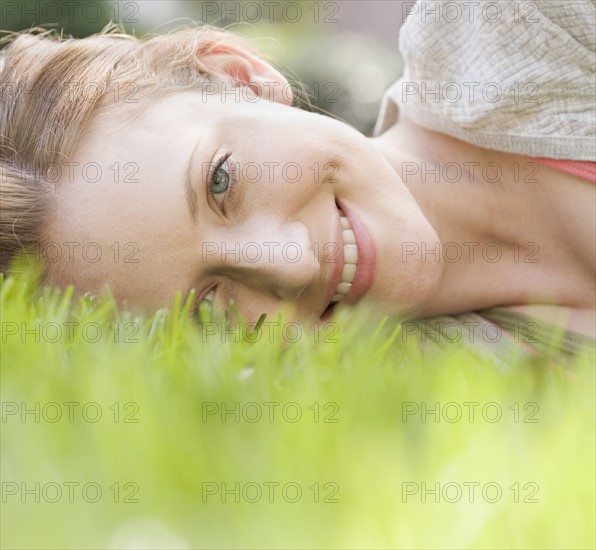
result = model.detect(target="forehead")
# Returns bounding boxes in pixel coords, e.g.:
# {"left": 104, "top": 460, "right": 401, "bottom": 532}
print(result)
{"left": 45, "top": 93, "right": 211, "bottom": 306}
{"left": 55, "top": 93, "right": 205, "bottom": 226}
{"left": 92, "top": 91, "right": 213, "bottom": 147}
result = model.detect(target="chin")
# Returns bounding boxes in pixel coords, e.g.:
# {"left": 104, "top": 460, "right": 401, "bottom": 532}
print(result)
{"left": 368, "top": 214, "right": 444, "bottom": 319}
{"left": 369, "top": 256, "right": 443, "bottom": 319}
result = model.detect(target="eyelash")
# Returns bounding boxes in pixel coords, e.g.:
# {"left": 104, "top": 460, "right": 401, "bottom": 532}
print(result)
{"left": 208, "top": 150, "right": 237, "bottom": 214}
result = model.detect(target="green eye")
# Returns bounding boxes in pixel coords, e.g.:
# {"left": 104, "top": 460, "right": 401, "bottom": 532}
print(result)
{"left": 211, "top": 166, "right": 230, "bottom": 195}
{"left": 209, "top": 153, "right": 233, "bottom": 208}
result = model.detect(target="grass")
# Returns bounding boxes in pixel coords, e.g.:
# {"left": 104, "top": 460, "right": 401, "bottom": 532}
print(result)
{"left": 1, "top": 267, "right": 595, "bottom": 550}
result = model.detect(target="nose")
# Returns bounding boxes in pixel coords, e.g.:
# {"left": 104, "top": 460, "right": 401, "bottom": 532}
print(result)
{"left": 205, "top": 220, "right": 320, "bottom": 301}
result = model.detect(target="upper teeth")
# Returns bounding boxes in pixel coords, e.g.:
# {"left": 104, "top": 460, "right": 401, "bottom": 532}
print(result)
{"left": 331, "top": 209, "right": 358, "bottom": 304}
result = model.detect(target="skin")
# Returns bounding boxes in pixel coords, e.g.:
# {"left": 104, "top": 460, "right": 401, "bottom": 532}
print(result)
{"left": 49, "top": 50, "right": 595, "bottom": 334}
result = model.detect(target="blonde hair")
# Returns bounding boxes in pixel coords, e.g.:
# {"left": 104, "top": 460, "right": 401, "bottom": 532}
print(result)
{"left": 0, "top": 23, "right": 271, "bottom": 278}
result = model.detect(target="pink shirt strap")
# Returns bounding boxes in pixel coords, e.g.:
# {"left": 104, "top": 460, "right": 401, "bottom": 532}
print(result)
{"left": 531, "top": 158, "right": 596, "bottom": 184}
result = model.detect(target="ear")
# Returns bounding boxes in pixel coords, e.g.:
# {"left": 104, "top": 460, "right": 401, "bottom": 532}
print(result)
{"left": 204, "top": 45, "right": 293, "bottom": 106}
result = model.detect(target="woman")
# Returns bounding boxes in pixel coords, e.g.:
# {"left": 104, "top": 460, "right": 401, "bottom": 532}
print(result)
{"left": 1, "top": 1, "right": 594, "bottom": 354}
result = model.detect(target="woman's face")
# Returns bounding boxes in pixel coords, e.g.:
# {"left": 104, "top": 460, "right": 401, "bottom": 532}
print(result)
{"left": 50, "top": 88, "right": 442, "bottom": 325}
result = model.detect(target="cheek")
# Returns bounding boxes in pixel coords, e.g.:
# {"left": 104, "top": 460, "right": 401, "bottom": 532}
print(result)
{"left": 228, "top": 288, "right": 319, "bottom": 328}
{"left": 244, "top": 111, "right": 340, "bottom": 179}
{"left": 238, "top": 158, "right": 326, "bottom": 219}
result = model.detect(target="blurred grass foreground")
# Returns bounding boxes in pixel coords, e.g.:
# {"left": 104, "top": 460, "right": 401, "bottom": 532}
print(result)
{"left": 1, "top": 265, "right": 595, "bottom": 550}
{"left": 2, "top": 2, "right": 594, "bottom": 547}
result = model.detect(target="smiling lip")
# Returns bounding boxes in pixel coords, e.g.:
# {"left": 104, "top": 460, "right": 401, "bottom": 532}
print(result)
{"left": 321, "top": 204, "right": 345, "bottom": 318}
{"left": 321, "top": 199, "right": 376, "bottom": 320}
{"left": 336, "top": 199, "right": 376, "bottom": 305}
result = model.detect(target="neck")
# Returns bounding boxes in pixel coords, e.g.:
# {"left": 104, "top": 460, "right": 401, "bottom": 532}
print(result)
{"left": 370, "top": 118, "right": 596, "bottom": 317}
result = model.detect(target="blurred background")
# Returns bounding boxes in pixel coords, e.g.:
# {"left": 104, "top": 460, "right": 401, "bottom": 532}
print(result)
{"left": 0, "top": 0, "right": 410, "bottom": 134}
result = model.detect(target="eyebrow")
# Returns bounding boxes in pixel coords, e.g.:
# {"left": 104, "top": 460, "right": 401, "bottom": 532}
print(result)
{"left": 185, "top": 137, "right": 202, "bottom": 221}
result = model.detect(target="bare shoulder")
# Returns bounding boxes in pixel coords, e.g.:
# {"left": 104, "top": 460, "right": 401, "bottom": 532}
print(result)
{"left": 503, "top": 305, "right": 595, "bottom": 339}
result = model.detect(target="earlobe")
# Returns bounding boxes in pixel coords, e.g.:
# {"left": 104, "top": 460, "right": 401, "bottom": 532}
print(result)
{"left": 204, "top": 45, "right": 293, "bottom": 106}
